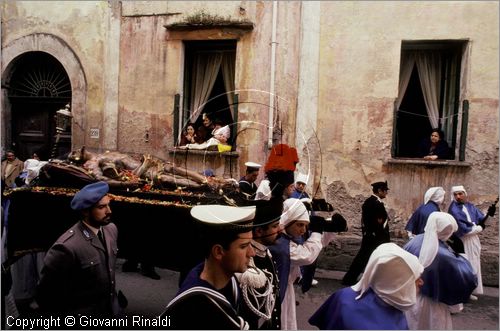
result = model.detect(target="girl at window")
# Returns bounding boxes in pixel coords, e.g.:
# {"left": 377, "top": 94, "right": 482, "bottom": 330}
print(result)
{"left": 179, "top": 123, "right": 199, "bottom": 146}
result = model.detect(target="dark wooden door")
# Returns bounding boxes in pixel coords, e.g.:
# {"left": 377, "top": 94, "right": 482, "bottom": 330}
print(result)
{"left": 11, "top": 99, "right": 71, "bottom": 160}
{"left": 7, "top": 51, "right": 72, "bottom": 161}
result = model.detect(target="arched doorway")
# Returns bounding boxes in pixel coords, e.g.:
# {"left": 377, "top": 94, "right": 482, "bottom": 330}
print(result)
{"left": 7, "top": 51, "right": 72, "bottom": 160}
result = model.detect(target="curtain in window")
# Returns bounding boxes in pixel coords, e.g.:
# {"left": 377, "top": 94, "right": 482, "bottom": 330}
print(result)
{"left": 189, "top": 52, "right": 223, "bottom": 123}
{"left": 415, "top": 51, "right": 442, "bottom": 129}
{"left": 396, "top": 53, "right": 416, "bottom": 110}
{"left": 441, "top": 53, "right": 459, "bottom": 144}
{"left": 221, "top": 52, "right": 236, "bottom": 121}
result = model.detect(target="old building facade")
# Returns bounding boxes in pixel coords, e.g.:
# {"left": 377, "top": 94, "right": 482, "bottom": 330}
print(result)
{"left": 2, "top": 1, "right": 498, "bottom": 283}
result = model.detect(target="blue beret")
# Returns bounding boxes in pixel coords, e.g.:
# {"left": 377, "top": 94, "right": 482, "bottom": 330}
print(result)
{"left": 202, "top": 169, "right": 215, "bottom": 177}
{"left": 71, "top": 181, "right": 109, "bottom": 210}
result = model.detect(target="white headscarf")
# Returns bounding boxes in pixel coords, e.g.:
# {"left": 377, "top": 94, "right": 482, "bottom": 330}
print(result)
{"left": 295, "top": 173, "right": 308, "bottom": 185}
{"left": 418, "top": 212, "right": 458, "bottom": 268}
{"left": 451, "top": 185, "right": 467, "bottom": 201}
{"left": 280, "top": 198, "right": 309, "bottom": 227}
{"left": 213, "top": 125, "right": 230, "bottom": 140}
{"left": 351, "top": 243, "right": 424, "bottom": 312}
{"left": 424, "top": 186, "right": 445, "bottom": 205}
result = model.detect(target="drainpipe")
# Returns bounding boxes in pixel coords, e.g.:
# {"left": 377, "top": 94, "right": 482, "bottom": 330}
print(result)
{"left": 268, "top": 0, "right": 278, "bottom": 149}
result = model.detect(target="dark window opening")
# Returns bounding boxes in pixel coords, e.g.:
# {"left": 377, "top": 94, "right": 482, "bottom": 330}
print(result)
{"left": 396, "top": 67, "right": 432, "bottom": 157}
{"left": 393, "top": 40, "right": 467, "bottom": 160}
{"left": 179, "top": 40, "right": 237, "bottom": 146}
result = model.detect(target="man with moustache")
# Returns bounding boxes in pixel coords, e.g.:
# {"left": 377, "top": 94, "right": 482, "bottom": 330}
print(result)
{"left": 36, "top": 181, "right": 124, "bottom": 318}
{"left": 239, "top": 199, "right": 284, "bottom": 329}
{"left": 448, "top": 185, "right": 496, "bottom": 300}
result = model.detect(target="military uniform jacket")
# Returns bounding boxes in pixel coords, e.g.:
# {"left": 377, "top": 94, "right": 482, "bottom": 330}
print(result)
{"left": 362, "top": 195, "right": 390, "bottom": 244}
{"left": 239, "top": 177, "right": 258, "bottom": 200}
{"left": 240, "top": 248, "right": 281, "bottom": 330}
{"left": 36, "top": 221, "right": 120, "bottom": 317}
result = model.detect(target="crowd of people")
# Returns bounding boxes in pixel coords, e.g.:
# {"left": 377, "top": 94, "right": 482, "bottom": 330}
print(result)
{"left": 1, "top": 140, "right": 497, "bottom": 330}
{"left": 177, "top": 112, "right": 232, "bottom": 152}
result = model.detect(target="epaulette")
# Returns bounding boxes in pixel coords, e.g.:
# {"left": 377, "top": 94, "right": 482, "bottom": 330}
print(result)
{"left": 58, "top": 229, "right": 76, "bottom": 243}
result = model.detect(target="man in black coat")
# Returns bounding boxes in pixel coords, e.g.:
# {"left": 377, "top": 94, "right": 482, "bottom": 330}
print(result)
{"left": 239, "top": 198, "right": 283, "bottom": 329}
{"left": 36, "top": 181, "right": 124, "bottom": 319}
{"left": 341, "top": 181, "right": 391, "bottom": 286}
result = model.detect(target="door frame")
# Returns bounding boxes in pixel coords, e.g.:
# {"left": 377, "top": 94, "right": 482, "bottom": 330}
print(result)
{"left": 2, "top": 33, "right": 87, "bottom": 155}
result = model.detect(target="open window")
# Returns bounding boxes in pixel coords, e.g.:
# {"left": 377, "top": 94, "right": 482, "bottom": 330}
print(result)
{"left": 177, "top": 40, "right": 237, "bottom": 146}
{"left": 393, "top": 40, "right": 468, "bottom": 160}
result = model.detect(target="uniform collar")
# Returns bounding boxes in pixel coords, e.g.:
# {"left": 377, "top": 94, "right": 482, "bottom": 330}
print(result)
{"left": 251, "top": 240, "right": 268, "bottom": 257}
{"left": 82, "top": 221, "right": 101, "bottom": 236}
{"left": 372, "top": 194, "right": 384, "bottom": 203}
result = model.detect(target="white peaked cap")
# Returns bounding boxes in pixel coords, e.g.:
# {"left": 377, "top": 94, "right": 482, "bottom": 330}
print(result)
{"left": 191, "top": 205, "right": 256, "bottom": 226}
{"left": 295, "top": 173, "right": 309, "bottom": 185}
{"left": 280, "top": 198, "right": 310, "bottom": 227}
{"left": 424, "top": 187, "right": 445, "bottom": 205}
{"left": 245, "top": 162, "right": 262, "bottom": 169}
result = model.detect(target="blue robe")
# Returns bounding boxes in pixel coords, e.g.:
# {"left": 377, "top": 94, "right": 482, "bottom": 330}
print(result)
{"left": 309, "top": 287, "right": 408, "bottom": 330}
{"left": 405, "top": 201, "right": 440, "bottom": 235}
{"left": 404, "top": 235, "right": 477, "bottom": 305}
{"left": 268, "top": 235, "right": 292, "bottom": 303}
{"left": 290, "top": 190, "right": 310, "bottom": 199}
{"left": 448, "top": 201, "right": 484, "bottom": 237}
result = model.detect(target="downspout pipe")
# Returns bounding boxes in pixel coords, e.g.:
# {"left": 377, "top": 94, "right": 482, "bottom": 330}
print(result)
{"left": 268, "top": 0, "right": 278, "bottom": 149}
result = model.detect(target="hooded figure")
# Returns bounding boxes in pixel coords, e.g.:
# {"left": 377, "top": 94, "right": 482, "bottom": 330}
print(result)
{"left": 404, "top": 212, "right": 477, "bottom": 330}
{"left": 310, "top": 243, "right": 424, "bottom": 330}
{"left": 405, "top": 186, "right": 445, "bottom": 238}
{"left": 269, "top": 198, "right": 336, "bottom": 330}
{"left": 448, "top": 185, "right": 494, "bottom": 297}
{"left": 291, "top": 173, "right": 310, "bottom": 200}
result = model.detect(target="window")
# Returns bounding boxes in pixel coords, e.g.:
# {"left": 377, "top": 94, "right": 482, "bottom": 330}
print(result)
{"left": 176, "top": 40, "right": 237, "bottom": 146}
{"left": 393, "top": 40, "right": 467, "bottom": 160}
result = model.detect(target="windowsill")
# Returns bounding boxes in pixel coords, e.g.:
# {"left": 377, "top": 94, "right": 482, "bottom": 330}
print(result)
{"left": 386, "top": 157, "right": 471, "bottom": 167}
{"left": 168, "top": 147, "right": 239, "bottom": 157}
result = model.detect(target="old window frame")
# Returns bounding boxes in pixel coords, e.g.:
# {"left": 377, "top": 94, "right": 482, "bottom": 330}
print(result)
{"left": 392, "top": 40, "right": 469, "bottom": 161}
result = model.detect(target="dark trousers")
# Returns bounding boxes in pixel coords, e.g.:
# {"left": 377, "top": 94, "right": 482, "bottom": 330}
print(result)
{"left": 342, "top": 234, "right": 387, "bottom": 286}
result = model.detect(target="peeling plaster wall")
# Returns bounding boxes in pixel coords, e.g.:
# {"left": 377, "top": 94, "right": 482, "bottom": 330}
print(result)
{"left": 118, "top": 15, "right": 171, "bottom": 158}
{"left": 2, "top": 1, "right": 498, "bottom": 282}
{"left": 1, "top": 1, "right": 112, "bottom": 151}
{"left": 316, "top": 1, "right": 498, "bottom": 212}
{"left": 117, "top": 1, "right": 302, "bottom": 174}
{"left": 316, "top": 1, "right": 499, "bottom": 284}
